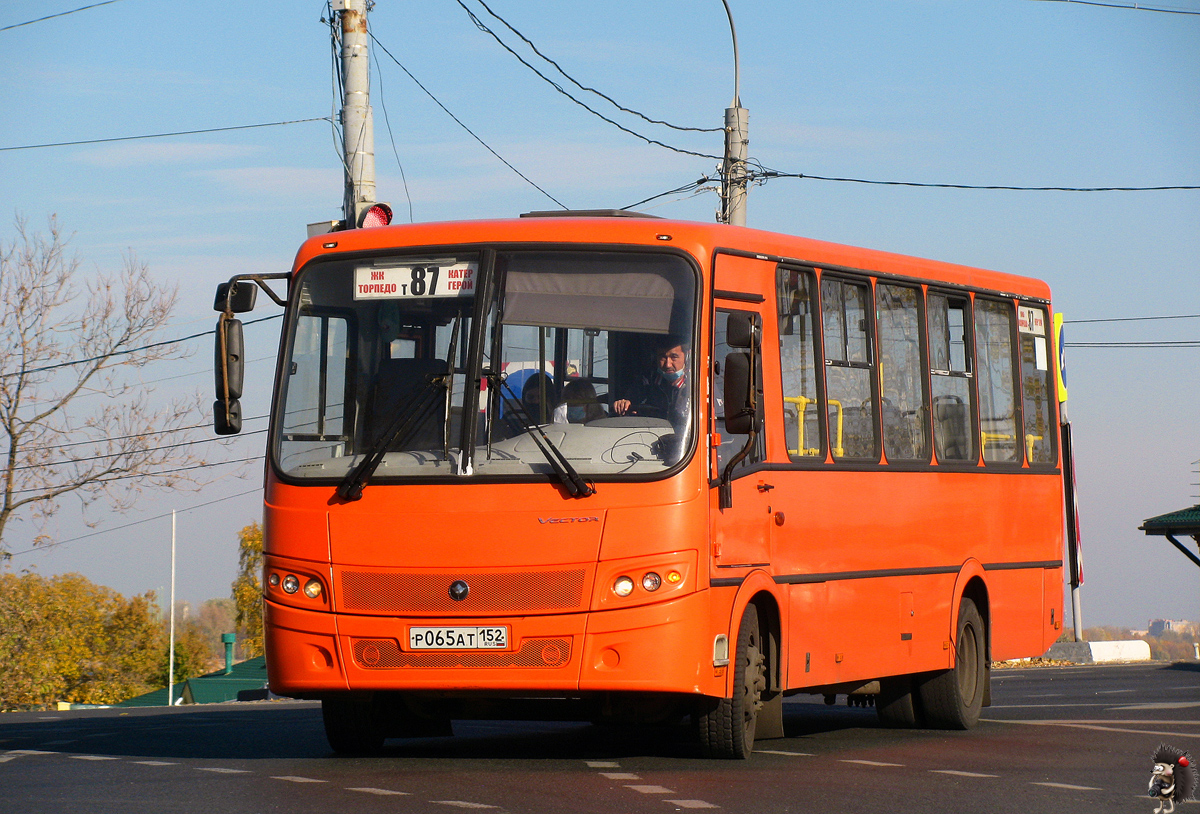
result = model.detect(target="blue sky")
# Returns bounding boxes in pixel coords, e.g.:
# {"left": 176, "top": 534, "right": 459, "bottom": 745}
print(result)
{"left": 1, "top": 0, "right": 1197, "bottom": 629}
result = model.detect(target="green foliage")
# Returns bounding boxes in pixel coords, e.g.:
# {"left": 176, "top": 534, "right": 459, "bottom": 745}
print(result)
{"left": 0, "top": 572, "right": 164, "bottom": 710}
{"left": 231, "top": 522, "right": 264, "bottom": 659}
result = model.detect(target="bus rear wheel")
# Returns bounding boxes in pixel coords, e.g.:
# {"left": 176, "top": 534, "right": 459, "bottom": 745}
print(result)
{"left": 322, "top": 694, "right": 386, "bottom": 754}
{"left": 697, "top": 604, "right": 766, "bottom": 759}
{"left": 917, "top": 597, "right": 986, "bottom": 729}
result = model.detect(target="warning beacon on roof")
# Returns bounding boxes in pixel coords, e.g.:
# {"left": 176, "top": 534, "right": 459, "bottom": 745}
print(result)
{"left": 354, "top": 261, "right": 478, "bottom": 300}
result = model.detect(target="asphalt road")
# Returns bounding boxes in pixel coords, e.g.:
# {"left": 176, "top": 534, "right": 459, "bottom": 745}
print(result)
{"left": 1, "top": 661, "right": 1196, "bottom": 814}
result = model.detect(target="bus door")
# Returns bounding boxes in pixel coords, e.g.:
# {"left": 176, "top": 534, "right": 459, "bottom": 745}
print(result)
{"left": 711, "top": 303, "right": 771, "bottom": 571}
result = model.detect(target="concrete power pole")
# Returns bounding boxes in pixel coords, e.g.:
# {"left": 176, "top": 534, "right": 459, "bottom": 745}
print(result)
{"left": 337, "top": 0, "right": 377, "bottom": 228}
{"left": 719, "top": 0, "right": 748, "bottom": 227}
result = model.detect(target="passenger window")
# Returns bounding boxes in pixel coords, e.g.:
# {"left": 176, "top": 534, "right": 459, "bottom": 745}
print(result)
{"left": 974, "top": 298, "right": 1020, "bottom": 463}
{"left": 928, "top": 293, "right": 976, "bottom": 463}
{"left": 1018, "top": 305, "right": 1056, "bottom": 465}
{"left": 777, "top": 267, "right": 822, "bottom": 461}
{"left": 821, "top": 277, "right": 877, "bottom": 460}
{"left": 876, "top": 284, "right": 929, "bottom": 461}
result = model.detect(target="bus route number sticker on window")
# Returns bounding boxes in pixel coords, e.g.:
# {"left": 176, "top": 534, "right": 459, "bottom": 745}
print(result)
{"left": 354, "top": 262, "right": 478, "bottom": 300}
{"left": 408, "top": 626, "right": 508, "bottom": 650}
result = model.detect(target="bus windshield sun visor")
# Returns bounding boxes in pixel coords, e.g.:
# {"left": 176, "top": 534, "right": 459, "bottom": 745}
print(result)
{"left": 502, "top": 269, "right": 676, "bottom": 333}
{"left": 336, "top": 374, "right": 447, "bottom": 502}
{"left": 493, "top": 373, "right": 595, "bottom": 498}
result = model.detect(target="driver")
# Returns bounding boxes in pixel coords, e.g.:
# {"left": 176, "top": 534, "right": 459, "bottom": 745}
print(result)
{"left": 613, "top": 338, "right": 690, "bottom": 427}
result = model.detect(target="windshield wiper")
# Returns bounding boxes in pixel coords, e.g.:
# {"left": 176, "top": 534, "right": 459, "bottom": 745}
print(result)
{"left": 336, "top": 375, "right": 445, "bottom": 502}
{"left": 493, "top": 373, "right": 595, "bottom": 498}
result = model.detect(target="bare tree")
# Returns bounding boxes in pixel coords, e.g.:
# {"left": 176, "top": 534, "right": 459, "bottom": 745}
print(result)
{"left": 0, "top": 215, "right": 213, "bottom": 559}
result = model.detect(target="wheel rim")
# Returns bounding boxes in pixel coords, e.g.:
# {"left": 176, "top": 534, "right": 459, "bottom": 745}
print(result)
{"left": 742, "top": 636, "right": 766, "bottom": 740}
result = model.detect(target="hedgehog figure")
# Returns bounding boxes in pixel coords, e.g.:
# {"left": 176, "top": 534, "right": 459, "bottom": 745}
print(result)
{"left": 1149, "top": 743, "right": 1198, "bottom": 814}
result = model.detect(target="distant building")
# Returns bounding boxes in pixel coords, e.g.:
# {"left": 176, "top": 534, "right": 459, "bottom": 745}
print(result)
{"left": 1148, "top": 619, "right": 1192, "bottom": 637}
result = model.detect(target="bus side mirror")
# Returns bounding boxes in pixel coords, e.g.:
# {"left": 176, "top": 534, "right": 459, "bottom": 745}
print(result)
{"left": 214, "top": 281, "right": 258, "bottom": 313}
{"left": 723, "top": 351, "right": 755, "bottom": 435}
{"left": 726, "top": 312, "right": 755, "bottom": 349}
{"left": 214, "top": 315, "right": 244, "bottom": 435}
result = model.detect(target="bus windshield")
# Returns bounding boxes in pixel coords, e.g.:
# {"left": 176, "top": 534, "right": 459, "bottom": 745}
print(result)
{"left": 273, "top": 248, "right": 697, "bottom": 483}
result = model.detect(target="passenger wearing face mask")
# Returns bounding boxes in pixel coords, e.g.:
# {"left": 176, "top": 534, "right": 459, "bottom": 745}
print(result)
{"left": 552, "top": 379, "right": 607, "bottom": 425}
{"left": 612, "top": 338, "right": 691, "bottom": 428}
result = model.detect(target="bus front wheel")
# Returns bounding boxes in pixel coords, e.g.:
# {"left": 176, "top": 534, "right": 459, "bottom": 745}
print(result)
{"left": 697, "top": 604, "right": 766, "bottom": 759}
{"left": 917, "top": 597, "right": 986, "bottom": 729}
{"left": 322, "top": 694, "right": 386, "bottom": 754}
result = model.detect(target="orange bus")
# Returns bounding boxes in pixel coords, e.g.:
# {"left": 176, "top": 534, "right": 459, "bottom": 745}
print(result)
{"left": 214, "top": 212, "right": 1064, "bottom": 758}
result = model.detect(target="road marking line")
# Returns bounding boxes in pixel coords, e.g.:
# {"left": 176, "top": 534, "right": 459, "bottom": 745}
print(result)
{"left": 272, "top": 776, "right": 327, "bottom": 783}
{"left": 5, "top": 750, "right": 53, "bottom": 755}
{"left": 930, "top": 770, "right": 999, "bottom": 778}
{"left": 69, "top": 755, "right": 120, "bottom": 761}
{"left": 984, "top": 719, "right": 1200, "bottom": 738}
{"left": 196, "top": 767, "right": 251, "bottom": 774}
{"left": 986, "top": 703, "right": 1106, "bottom": 709}
{"left": 601, "top": 772, "right": 641, "bottom": 780}
{"left": 347, "top": 788, "right": 410, "bottom": 796}
{"left": 1111, "top": 702, "right": 1200, "bottom": 711}
{"left": 626, "top": 785, "right": 674, "bottom": 794}
{"left": 133, "top": 761, "right": 177, "bottom": 766}
{"left": 756, "top": 750, "right": 814, "bottom": 756}
{"left": 431, "top": 802, "right": 497, "bottom": 809}
{"left": 665, "top": 801, "right": 719, "bottom": 809}
{"left": 1096, "top": 689, "right": 1135, "bottom": 694}
{"left": 839, "top": 759, "right": 904, "bottom": 767}
{"left": 586, "top": 761, "right": 620, "bottom": 768}
{"left": 1032, "top": 782, "right": 1101, "bottom": 791}
{"left": 0, "top": 757, "right": 19, "bottom": 763}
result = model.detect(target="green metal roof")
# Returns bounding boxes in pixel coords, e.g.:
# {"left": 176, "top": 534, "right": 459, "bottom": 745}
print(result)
{"left": 116, "top": 656, "right": 267, "bottom": 707}
{"left": 1140, "top": 504, "right": 1200, "bottom": 534}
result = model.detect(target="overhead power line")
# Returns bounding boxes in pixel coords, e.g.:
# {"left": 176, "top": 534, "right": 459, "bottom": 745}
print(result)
{"left": 368, "top": 30, "right": 568, "bottom": 209}
{"left": 0, "top": 118, "right": 330, "bottom": 153}
{"left": 8, "top": 455, "right": 263, "bottom": 495}
{"left": 1, "top": 314, "right": 281, "bottom": 379}
{"left": 1066, "top": 340, "right": 1200, "bottom": 347}
{"left": 1027, "top": 0, "right": 1200, "bottom": 15}
{"left": 10, "top": 429, "right": 268, "bottom": 472}
{"left": 0, "top": 0, "right": 123, "bottom": 32}
{"left": 1065, "top": 313, "right": 1200, "bottom": 324}
{"left": 755, "top": 167, "right": 1200, "bottom": 192}
{"left": 32, "top": 414, "right": 268, "bottom": 453}
{"left": 6, "top": 486, "right": 263, "bottom": 558}
{"left": 458, "top": 0, "right": 721, "bottom": 134}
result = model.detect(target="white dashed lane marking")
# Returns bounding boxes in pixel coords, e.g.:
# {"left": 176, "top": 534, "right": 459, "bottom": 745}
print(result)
{"left": 839, "top": 759, "right": 904, "bottom": 767}
{"left": 1032, "top": 782, "right": 1102, "bottom": 791}
{"left": 756, "top": 749, "right": 814, "bottom": 756}
{"left": 272, "top": 776, "right": 327, "bottom": 783}
{"left": 347, "top": 787, "right": 409, "bottom": 796}
{"left": 626, "top": 785, "right": 674, "bottom": 794}
{"left": 431, "top": 802, "right": 497, "bottom": 809}
{"left": 600, "top": 772, "right": 640, "bottom": 780}
{"left": 132, "top": 761, "right": 177, "bottom": 766}
{"left": 930, "top": 770, "right": 999, "bottom": 778}
{"left": 666, "top": 801, "right": 719, "bottom": 809}
{"left": 196, "top": 767, "right": 251, "bottom": 774}
{"left": 586, "top": 761, "right": 620, "bottom": 768}
{"left": 69, "top": 755, "right": 119, "bottom": 761}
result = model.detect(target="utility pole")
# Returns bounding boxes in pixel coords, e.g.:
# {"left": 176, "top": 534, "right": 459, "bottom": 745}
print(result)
{"left": 719, "top": 0, "right": 748, "bottom": 227}
{"left": 337, "top": 0, "right": 377, "bottom": 228}
{"left": 168, "top": 510, "right": 176, "bottom": 706}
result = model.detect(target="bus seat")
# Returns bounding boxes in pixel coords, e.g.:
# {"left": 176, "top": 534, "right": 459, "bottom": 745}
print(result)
{"left": 933, "top": 397, "right": 970, "bottom": 461}
{"left": 368, "top": 357, "right": 447, "bottom": 450}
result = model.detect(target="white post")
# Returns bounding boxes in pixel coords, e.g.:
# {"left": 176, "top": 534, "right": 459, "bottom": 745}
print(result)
{"left": 168, "top": 510, "right": 176, "bottom": 706}
{"left": 339, "top": 0, "right": 376, "bottom": 227}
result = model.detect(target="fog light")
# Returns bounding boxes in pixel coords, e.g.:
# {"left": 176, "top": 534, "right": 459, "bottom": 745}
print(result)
{"left": 303, "top": 578, "right": 322, "bottom": 599}
{"left": 268, "top": 572, "right": 280, "bottom": 587}
{"left": 642, "top": 572, "right": 662, "bottom": 592}
{"left": 282, "top": 574, "right": 299, "bottom": 594}
{"left": 613, "top": 576, "right": 634, "bottom": 597}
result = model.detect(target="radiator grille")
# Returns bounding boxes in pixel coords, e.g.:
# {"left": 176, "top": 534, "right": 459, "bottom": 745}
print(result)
{"left": 352, "top": 638, "right": 571, "bottom": 669}
{"left": 339, "top": 569, "right": 586, "bottom": 613}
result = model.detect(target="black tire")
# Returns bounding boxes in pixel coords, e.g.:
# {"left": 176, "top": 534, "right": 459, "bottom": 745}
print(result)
{"left": 916, "top": 598, "right": 986, "bottom": 729}
{"left": 876, "top": 676, "right": 922, "bottom": 728}
{"left": 697, "top": 604, "right": 767, "bottom": 759}
{"left": 322, "top": 694, "right": 386, "bottom": 754}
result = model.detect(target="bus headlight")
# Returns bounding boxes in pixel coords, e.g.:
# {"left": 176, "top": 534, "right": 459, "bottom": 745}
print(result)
{"left": 303, "top": 578, "right": 323, "bottom": 599}
{"left": 613, "top": 576, "right": 635, "bottom": 597}
{"left": 282, "top": 574, "right": 300, "bottom": 594}
{"left": 641, "top": 572, "right": 662, "bottom": 592}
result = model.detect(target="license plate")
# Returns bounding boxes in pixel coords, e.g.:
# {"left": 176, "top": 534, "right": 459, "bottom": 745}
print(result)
{"left": 408, "top": 626, "right": 509, "bottom": 650}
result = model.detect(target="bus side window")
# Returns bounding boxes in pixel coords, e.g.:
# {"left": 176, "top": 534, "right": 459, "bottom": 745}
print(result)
{"left": 821, "top": 276, "right": 878, "bottom": 461}
{"left": 928, "top": 293, "right": 976, "bottom": 463}
{"left": 777, "top": 267, "right": 822, "bottom": 461}
{"left": 974, "top": 298, "right": 1020, "bottom": 464}
{"left": 876, "top": 283, "right": 929, "bottom": 461}
{"left": 1018, "top": 304, "right": 1057, "bottom": 465}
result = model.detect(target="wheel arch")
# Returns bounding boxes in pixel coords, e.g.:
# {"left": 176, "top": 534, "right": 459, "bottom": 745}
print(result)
{"left": 951, "top": 560, "right": 991, "bottom": 664}
{"left": 727, "top": 573, "right": 783, "bottom": 696}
